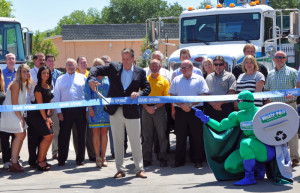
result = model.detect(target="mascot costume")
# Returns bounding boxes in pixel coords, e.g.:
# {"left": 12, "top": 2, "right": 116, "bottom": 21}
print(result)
{"left": 193, "top": 90, "right": 295, "bottom": 186}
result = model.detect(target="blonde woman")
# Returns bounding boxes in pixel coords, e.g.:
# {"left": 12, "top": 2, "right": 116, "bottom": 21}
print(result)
{"left": 201, "top": 58, "right": 214, "bottom": 78}
{"left": 84, "top": 58, "right": 110, "bottom": 168}
{"left": 0, "top": 64, "right": 32, "bottom": 172}
{"left": 236, "top": 55, "right": 265, "bottom": 107}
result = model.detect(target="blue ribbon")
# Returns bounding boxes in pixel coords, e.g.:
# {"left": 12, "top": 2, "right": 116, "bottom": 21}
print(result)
{"left": 0, "top": 88, "right": 299, "bottom": 112}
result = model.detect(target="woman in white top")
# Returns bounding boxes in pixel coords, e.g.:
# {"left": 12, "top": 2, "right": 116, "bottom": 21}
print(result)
{"left": 0, "top": 64, "right": 32, "bottom": 172}
{"left": 236, "top": 55, "right": 265, "bottom": 107}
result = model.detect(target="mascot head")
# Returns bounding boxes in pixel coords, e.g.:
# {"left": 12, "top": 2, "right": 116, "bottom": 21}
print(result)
{"left": 237, "top": 90, "right": 255, "bottom": 110}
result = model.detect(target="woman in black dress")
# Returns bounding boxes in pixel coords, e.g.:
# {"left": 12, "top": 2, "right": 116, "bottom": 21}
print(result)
{"left": 27, "top": 66, "right": 54, "bottom": 171}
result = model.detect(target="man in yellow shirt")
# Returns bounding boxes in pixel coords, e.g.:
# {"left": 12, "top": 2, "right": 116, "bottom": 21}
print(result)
{"left": 142, "top": 59, "right": 170, "bottom": 167}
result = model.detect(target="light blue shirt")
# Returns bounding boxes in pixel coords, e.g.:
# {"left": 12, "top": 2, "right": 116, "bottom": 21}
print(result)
{"left": 52, "top": 68, "right": 63, "bottom": 86}
{"left": 169, "top": 73, "right": 209, "bottom": 106}
{"left": 171, "top": 66, "right": 203, "bottom": 82}
{"left": 54, "top": 72, "right": 87, "bottom": 113}
{"left": 121, "top": 64, "right": 134, "bottom": 90}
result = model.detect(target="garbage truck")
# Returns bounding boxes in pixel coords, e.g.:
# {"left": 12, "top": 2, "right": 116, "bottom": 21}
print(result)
{"left": 0, "top": 17, "right": 32, "bottom": 68}
{"left": 146, "top": 0, "right": 300, "bottom": 72}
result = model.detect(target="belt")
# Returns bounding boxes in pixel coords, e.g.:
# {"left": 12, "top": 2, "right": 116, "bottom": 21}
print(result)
{"left": 285, "top": 100, "right": 296, "bottom": 104}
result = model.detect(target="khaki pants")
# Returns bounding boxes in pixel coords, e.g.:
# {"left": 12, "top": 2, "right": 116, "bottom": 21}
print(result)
{"left": 109, "top": 107, "right": 144, "bottom": 173}
{"left": 286, "top": 102, "right": 300, "bottom": 161}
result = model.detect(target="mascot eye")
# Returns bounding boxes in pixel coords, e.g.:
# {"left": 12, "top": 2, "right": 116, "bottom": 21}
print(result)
{"left": 236, "top": 99, "right": 254, "bottom": 103}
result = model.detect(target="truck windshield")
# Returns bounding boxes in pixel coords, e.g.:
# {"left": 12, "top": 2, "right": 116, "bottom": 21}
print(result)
{"left": 0, "top": 22, "right": 25, "bottom": 63}
{"left": 181, "top": 13, "right": 261, "bottom": 44}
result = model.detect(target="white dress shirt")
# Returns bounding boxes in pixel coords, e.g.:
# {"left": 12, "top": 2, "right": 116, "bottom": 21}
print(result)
{"left": 27, "top": 66, "right": 39, "bottom": 104}
{"left": 54, "top": 72, "right": 87, "bottom": 113}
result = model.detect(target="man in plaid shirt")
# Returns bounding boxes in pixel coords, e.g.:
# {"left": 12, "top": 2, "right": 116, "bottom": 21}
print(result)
{"left": 265, "top": 51, "right": 300, "bottom": 167}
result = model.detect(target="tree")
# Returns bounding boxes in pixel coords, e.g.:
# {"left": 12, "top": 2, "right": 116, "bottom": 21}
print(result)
{"left": 52, "top": 8, "right": 103, "bottom": 35}
{"left": 101, "top": 0, "right": 183, "bottom": 24}
{"left": 270, "top": 0, "right": 299, "bottom": 10}
{"left": 32, "top": 31, "right": 59, "bottom": 61}
{"left": 197, "top": 0, "right": 212, "bottom": 9}
{"left": 0, "top": 0, "right": 13, "bottom": 17}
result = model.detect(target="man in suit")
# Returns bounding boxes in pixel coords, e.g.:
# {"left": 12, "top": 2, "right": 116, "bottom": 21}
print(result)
{"left": 88, "top": 48, "right": 151, "bottom": 179}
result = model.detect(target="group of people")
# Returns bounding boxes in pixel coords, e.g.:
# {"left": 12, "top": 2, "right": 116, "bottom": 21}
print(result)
{"left": 0, "top": 53, "right": 113, "bottom": 173}
{"left": 0, "top": 44, "right": 299, "bottom": 182}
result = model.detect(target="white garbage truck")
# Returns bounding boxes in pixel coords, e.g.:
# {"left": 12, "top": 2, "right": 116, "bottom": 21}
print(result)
{"left": 146, "top": 0, "right": 300, "bottom": 72}
{"left": 0, "top": 17, "right": 32, "bottom": 68}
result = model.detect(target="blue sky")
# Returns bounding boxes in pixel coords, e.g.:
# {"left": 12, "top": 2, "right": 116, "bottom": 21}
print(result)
{"left": 11, "top": 0, "right": 217, "bottom": 32}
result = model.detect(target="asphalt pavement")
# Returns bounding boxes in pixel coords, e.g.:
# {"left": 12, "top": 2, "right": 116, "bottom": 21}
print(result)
{"left": 0, "top": 133, "right": 300, "bottom": 193}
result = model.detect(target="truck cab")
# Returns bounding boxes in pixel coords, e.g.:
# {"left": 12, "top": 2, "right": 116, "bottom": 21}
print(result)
{"left": 147, "top": 1, "right": 300, "bottom": 72}
{"left": 0, "top": 17, "right": 32, "bottom": 68}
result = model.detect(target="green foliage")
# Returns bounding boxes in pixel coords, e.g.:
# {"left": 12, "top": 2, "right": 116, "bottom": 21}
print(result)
{"left": 137, "top": 37, "right": 153, "bottom": 68}
{"left": 32, "top": 31, "right": 59, "bottom": 62}
{"left": 270, "top": 0, "right": 300, "bottom": 10}
{"left": 0, "top": 0, "right": 13, "bottom": 17}
{"left": 52, "top": 8, "right": 103, "bottom": 35}
{"left": 102, "top": 0, "right": 183, "bottom": 24}
{"left": 197, "top": 0, "right": 212, "bottom": 9}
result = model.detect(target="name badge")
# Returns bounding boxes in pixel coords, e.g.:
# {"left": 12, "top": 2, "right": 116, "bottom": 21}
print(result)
{"left": 240, "top": 121, "right": 253, "bottom": 131}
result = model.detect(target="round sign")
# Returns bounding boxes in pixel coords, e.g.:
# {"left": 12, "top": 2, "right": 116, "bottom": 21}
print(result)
{"left": 252, "top": 102, "right": 299, "bottom": 146}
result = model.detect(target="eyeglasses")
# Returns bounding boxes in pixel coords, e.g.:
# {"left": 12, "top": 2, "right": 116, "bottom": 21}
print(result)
{"left": 236, "top": 99, "right": 254, "bottom": 103}
{"left": 181, "top": 65, "right": 192, "bottom": 70}
{"left": 274, "top": 56, "right": 286, "bottom": 59}
{"left": 213, "top": 63, "right": 224, "bottom": 66}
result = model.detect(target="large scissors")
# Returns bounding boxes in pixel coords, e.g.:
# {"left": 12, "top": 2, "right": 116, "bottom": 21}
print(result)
{"left": 95, "top": 86, "right": 109, "bottom": 104}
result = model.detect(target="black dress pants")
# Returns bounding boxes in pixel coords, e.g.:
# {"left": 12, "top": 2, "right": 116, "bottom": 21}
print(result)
{"left": 174, "top": 107, "right": 204, "bottom": 164}
{"left": 58, "top": 107, "right": 86, "bottom": 162}
{"left": 0, "top": 131, "right": 14, "bottom": 163}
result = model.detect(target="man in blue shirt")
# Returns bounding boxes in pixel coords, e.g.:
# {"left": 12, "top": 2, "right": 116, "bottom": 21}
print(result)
{"left": 45, "top": 54, "right": 62, "bottom": 86}
{"left": 0, "top": 53, "right": 17, "bottom": 169}
{"left": 45, "top": 54, "right": 62, "bottom": 160}
{"left": 2, "top": 53, "right": 17, "bottom": 92}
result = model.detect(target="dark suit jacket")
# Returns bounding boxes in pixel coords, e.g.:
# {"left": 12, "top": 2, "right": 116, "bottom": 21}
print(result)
{"left": 88, "top": 62, "right": 151, "bottom": 119}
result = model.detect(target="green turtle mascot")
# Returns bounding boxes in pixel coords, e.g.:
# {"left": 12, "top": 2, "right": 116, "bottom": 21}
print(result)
{"left": 193, "top": 90, "right": 293, "bottom": 186}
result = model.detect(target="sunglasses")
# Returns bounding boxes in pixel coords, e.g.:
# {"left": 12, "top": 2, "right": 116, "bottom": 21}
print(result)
{"left": 213, "top": 63, "right": 224, "bottom": 66}
{"left": 274, "top": 56, "right": 286, "bottom": 59}
{"left": 181, "top": 65, "right": 192, "bottom": 70}
{"left": 236, "top": 99, "right": 254, "bottom": 103}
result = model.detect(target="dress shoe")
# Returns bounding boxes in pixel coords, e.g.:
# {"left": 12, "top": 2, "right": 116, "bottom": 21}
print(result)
{"left": 58, "top": 161, "right": 65, "bottom": 166}
{"left": 136, "top": 171, "right": 147, "bottom": 178}
{"left": 171, "top": 162, "right": 184, "bottom": 168}
{"left": 194, "top": 162, "right": 203, "bottom": 168}
{"left": 29, "top": 162, "right": 37, "bottom": 168}
{"left": 114, "top": 171, "right": 126, "bottom": 178}
{"left": 111, "top": 153, "right": 115, "bottom": 159}
{"left": 160, "top": 160, "right": 168, "bottom": 167}
{"left": 76, "top": 161, "right": 85, "bottom": 166}
{"left": 292, "top": 159, "right": 300, "bottom": 167}
{"left": 143, "top": 161, "right": 152, "bottom": 167}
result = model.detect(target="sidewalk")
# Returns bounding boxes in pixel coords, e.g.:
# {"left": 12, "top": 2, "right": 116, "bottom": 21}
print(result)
{"left": 0, "top": 133, "right": 300, "bottom": 193}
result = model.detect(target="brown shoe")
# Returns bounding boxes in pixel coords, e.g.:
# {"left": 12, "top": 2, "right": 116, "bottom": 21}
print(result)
{"left": 292, "top": 159, "right": 300, "bottom": 167}
{"left": 113, "top": 171, "right": 126, "bottom": 178}
{"left": 9, "top": 162, "right": 24, "bottom": 172}
{"left": 136, "top": 171, "right": 147, "bottom": 179}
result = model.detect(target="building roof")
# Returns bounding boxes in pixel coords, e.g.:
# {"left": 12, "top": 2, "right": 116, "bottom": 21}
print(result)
{"left": 61, "top": 23, "right": 179, "bottom": 41}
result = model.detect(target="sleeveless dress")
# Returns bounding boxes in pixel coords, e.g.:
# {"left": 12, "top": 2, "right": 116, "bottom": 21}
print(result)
{"left": 27, "top": 85, "right": 54, "bottom": 136}
{"left": 0, "top": 82, "right": 28, "bottom": 133}
{"left": 84, "top": 77, "right": 110, "bottom": 128}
